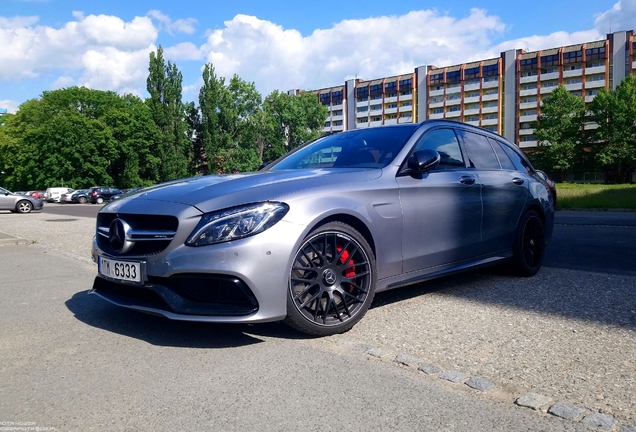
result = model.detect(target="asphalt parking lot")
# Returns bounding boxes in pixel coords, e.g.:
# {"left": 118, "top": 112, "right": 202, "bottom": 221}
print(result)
{"left": 0, "top": 206, "right": 635, "bottom": 430}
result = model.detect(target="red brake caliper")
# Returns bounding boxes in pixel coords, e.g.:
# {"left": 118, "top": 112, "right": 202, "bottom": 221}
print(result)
{"left": 337, "top": 246, "right": 356, "bottom": 291}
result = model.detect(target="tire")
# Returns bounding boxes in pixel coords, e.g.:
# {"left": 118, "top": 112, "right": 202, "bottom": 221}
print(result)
{"left": 284, "top": 222, "right": 376, "bottom": 336}
{"left": 511, "top": 210, "right": 546, "bottom": 277}
{"left": 96, "top": 197, "right": 104, "bottom": 204}
{"left": 78, "top": 196, "right": 87, "bottom": 204}
{"left": 16, "top": 200, "right": 33, "bottom": 214}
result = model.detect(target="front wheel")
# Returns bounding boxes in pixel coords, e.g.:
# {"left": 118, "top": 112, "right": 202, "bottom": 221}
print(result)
{"left": 284, "top": 222, "right": 376, "bottom": 336}
{"left": 78, "top": 196, "right": 87, "bottom": 204}
{"left": 511, "top": 210, "right": 546, "bottom": 277}
{"left": 16, "top": 200, "right": 33, "bottom": 214}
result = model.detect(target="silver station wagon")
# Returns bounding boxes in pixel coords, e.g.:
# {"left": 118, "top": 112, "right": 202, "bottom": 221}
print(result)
{"left": 90, "top": 120, "right": 555, "bottom": 336}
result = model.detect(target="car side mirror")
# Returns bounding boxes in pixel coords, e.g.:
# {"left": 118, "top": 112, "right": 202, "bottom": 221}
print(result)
{"left": 407, "top": 149, "right": 441, "bottom": 173}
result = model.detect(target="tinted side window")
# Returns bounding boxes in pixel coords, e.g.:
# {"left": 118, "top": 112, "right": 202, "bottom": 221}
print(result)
{"left": 500, "top": 143, "right": 533, "bottom": 173}
{"left": 489, "top": 138, "right": 516, "bottom": 170}
{"left": 414, "top": 128, "right": 465, "bottom": 169}
{"left": 458, "top": 130, "right": 501, "bottom": 169}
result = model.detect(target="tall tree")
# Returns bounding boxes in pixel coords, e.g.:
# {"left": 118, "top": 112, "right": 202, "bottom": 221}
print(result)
{"left": 198, "top": 63, "right": 226, "bottom": 174}
{"left": 531, "top": 85, "right": 586, "bottom": 181}
{"left": 588, "top": 74, "right": 636, "bottom": 183}
{"left": 146, "top": 46, "right": 191, "bottom": 181}
{"left": 262, "top": 91, "right": 328, "bottom": 162}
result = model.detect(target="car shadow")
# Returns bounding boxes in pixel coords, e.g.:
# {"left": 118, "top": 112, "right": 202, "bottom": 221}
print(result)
{"left": 65, "top": 290, "right": 308, "bottom": 348}
{"left": 370, "top": 265, "right": 636, "bottom": 330}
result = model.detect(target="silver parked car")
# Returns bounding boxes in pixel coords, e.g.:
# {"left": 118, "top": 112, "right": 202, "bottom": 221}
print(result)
{"left": 90, "top": 120, "right": 555, "bottom": 336}
{"left": 0, "top": 187, "right": 44, "bottom": 213}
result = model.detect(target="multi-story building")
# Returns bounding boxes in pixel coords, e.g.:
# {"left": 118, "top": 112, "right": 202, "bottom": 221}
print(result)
{"left": 295, "top": 30, "right": 635, "bottom": 150}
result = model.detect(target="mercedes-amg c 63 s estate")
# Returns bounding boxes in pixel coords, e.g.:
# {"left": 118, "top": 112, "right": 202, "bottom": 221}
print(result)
{"left": 90, "top": 120, "right": 555, "bottom": 336}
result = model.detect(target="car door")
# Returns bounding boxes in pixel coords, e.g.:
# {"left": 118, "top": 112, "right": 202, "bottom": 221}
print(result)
{"left": 0, "top": 187, "right": 13, "bottom": 210}
{"left": 397, "top": 127, "right": 483, "bottom": 273}
{"left": 456, "top": 130, "right": 529, "bottom": 254}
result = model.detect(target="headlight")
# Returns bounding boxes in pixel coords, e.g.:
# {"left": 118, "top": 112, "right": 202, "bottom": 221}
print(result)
{"left": 186, "top": 202, "right": 289, "bottom": 246}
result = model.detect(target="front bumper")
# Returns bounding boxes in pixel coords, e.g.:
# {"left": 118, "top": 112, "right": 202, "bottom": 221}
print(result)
{"left": 90, "top": 218, "right": 307, "bottom": 323}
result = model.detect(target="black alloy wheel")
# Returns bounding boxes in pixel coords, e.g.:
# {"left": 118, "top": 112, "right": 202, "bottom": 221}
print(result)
{"left": 78, "top": 196, "right": 87, "bottom": 204}
{"left": 285, "top": 222, "right": 376, "bottom": 336}
{"left": 512, "top": 210, "right": 546, "bottom": 277}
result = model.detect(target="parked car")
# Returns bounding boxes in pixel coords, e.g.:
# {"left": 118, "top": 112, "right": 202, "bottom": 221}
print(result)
{"left": 69, "top": 189, "right": 90, "bottom": 204}
{"left": 60, "top": 190, "right": 78, "bottom": 203}
{"left": 28, "top": 191, "right": 46, "bottom": 200}
{"left": 0, "top": 187, "right": 43, "bottom": 213}
{"left": 88, "top": 186, "right": 122, "bottom": 204}
{"left": 90, "top": 120, "right": 556, "bottom": 336}
{"left": 46, "top": 187, "right": 74, "bottom": 203}
{"left": 111, "top": 187, "right": 144, "bottom": 201}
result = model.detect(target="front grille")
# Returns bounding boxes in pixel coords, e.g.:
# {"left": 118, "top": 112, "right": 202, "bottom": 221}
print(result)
{"left": 96, "top": 213, "right": 179, "bottom": 257}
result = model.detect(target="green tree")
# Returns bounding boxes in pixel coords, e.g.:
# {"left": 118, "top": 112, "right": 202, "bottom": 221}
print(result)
{"left": 530, "top": 85, "right": 586, "bottom": 181}
{"left": 146, "top": 46, "right": 191, "bottom": 181}
{"left": 261, "top": 90, "right": 328, "bottom": 162}
{"left": 588, "top": 74, "right": 636, "bottom": 183}
{"left": 198, "top": 63, "right": 226, "bottom": 174}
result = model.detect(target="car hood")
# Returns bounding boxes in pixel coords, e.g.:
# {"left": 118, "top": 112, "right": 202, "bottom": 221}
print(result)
{"left": 104, "top": 168, "right": 382, "bottom": 214}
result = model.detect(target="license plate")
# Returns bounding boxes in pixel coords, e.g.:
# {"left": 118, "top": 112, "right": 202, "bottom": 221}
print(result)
{"left": 98, "top": 256, "right": 143, "bottom": 283}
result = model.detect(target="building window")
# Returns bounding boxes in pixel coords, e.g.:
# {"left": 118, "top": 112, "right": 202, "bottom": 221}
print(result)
{"left": 319, "top": 94, "right": 331, "bottom": 105}
{"left": 587, "top": 75, "right": 605, "bottom": 82}
{"left": 542, "top": 81, "right": 558, "bottom": 88}
{"left": 520, "top": 58, "right": 538, "bottom": 71}
{"left": 521, "top": 135, "right": 536, "bottom": 142}
{"left": 563, "top": 50, "right": 582, "bottom": 64}
{"left": 466, "top": 92, "right": 479, "bottom": 98}
{"left": 465, "top": 67, "right": 480, "bottom": 79}
{"left": 386, "top": 114, "right": 397, "bottom": 119}
{"left": 333, "top": 121, "right": 342, "bottom": 126}
{"left": 356, "top": 87, "right": 369, "bottom": 98}
{"left": 371, "top": 116, "right": 382, "bottom": 122}
{"left": 521, "top": 71, "right": 538, "bottom": 77}
{"left": 587, "top": 61, "right": 604, "bottom": 68}
{"left": 401, "top": 101, "right": 412, "bottom": 107}
{"left": 357, "top": 107, "right": 368, "bottom": 113}
{"left": 521, "top": 123, "right": 532, "bottom": 129}
{"left": 446, "top": 71, "right": 461, "bottom": 83}
{"left": 371, "top": 94, "right": 382, "bottom": 100}
{"left": 587, "top": 89, "right": 599, "bottom": 96}
{"left": 522, "top": 96, "right": 537, "bottom": 103}
{"left": 370, "top": 84, "right": 382, "bottom": 96}
{"left": 483, "top": 101, "right": 498, "bottom": 108}
{"left": 464, "top": 104, "right": 479, "bottom": 111}
{"left": 430, "top": 96, "right": 443, "bottom": 103}
{"left": 586, "top": 46, "right": 606, "bottom": 61}
{"left": 387, "top": 103, "right": 398, "bottom": 109}
{"left": 400, "top": 112, "right": 412, "bottom": 118}
{"left": 570, "top": 91, "right": 582, "bottom": 97}
{"left": 430, "top": 73, "right": 443, "bottom": 84}
{"left": 357, "top": 96, "right": 368, "bottom": 102}
{"left": 386, "top": 93, "right": 397, "bottom": 98}
{"left": 483, "top": 126, "right": 498, "bottom": 132}
{"left": 370, "top": 104, "right": 382, "bottom": 111}
{"left": 523, "top": 83, "right": 538, "bottom": 90}
{"left": 466, "top": 116, "right": 479, "bottom": 122}
{"left": 449, "top": 106, "right": 460, "bottom": 112}
{"left": 432, "top": 108, "right": 444, "bottom": 114}
{"left": 521, "top": 110, "right": 537, "bottom": 116}
{"left": 399, "top": 78, "right": 413, "bottom": 90}
{"left": 324, "top": 122, "right": 331, "bottom": 127}
{"left": 332, "top": 91, "right": 343, "bottom": 104}
{"left": 484, "top": 89, "right": 498, "bottom": 95}
{"left": 465, "top": 79, "right": 480, "bottom": 86}
{"left": 400, "top": 90, "right": 412, "bottom": 96}
{"left": 385, "top": 81, "right": 397, "bottom": 93}
{"left": 541, "top": 68, "right": 558, "bottom": 74}
{"left": 565, "top": 65, "right": 582, "bottom": 71}
{"left": 541, "top": 54, "right": 559, "bottom": 67}
{"left": 482, "top": 64, "right": 499, "bottom": 77}
{"left": 447, "top": 93, "right": 461, "bottom": 100}
{"left": 357, "top": 118, "right": 368, "bottom": 123}
{"left": 484, "top": 114, "right": 498, "bottom": 120}
{"left": 566, "top": 78, "right": 582, "bottom": 84}
{"left": 483, "top": 76, "right": 498, "bottom": 83}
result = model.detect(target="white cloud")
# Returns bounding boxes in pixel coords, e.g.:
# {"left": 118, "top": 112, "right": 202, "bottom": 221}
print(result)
{"left": 199, "top": 9, "right": 508, "bottom": 94}
{"left": 0, "top": 100, "right": 20, "bottom": 114}
{"left": 50, "top": 75, "right": 76, "bottom": 90}
{"left": 491, "top": 29, "right": 603, "bottom": 54}
{"left": 0, "top": 15, "right": 39, "bottom": 29}
{"left": 595, "top": 0, "right": 636, "bottom": 33}
{"left": 147, "top": 10, "right": 197, "bottom": 35}
{"left": 164, "top": 42, "right": 203, "bottom": 61}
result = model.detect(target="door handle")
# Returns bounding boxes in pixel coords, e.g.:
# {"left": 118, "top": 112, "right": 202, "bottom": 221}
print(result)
{"left": 512, "top": 178, "right": 525, "bottom": 185}
{"left": 459, "top": 176, "right": 476, "bottom": 185}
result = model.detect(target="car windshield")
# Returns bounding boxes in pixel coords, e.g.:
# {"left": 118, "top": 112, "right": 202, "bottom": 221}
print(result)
{"left": 270, "top": 125, "right": 418, "bottom": 170}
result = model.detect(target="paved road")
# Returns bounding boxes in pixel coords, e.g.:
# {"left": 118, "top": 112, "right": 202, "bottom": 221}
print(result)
{"left": 42, "top": 201, "right": 102, "bottom": 218}
{"left": 0, "top": 244, "right": 586, "bottom": 431}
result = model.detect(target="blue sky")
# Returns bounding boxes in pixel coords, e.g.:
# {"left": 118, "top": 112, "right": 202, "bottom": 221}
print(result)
{"left": 1, "top": 0, "right": 633, "bottom": 112}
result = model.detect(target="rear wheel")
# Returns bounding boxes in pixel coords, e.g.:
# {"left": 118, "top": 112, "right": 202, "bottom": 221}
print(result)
{"left": 511, "top": 210, "right": 546, "bottom": 277}
{"left": 285, "top": 222, "right": 376, "bottom": 336}
{"left": 96, "top": 197, "right": 104, "bottom": 204}
{"left": 16, "top": 200, "right": 33, "bottom": 214}
{"left": 78, "top": 196, "right": 87, "bottom": 204}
